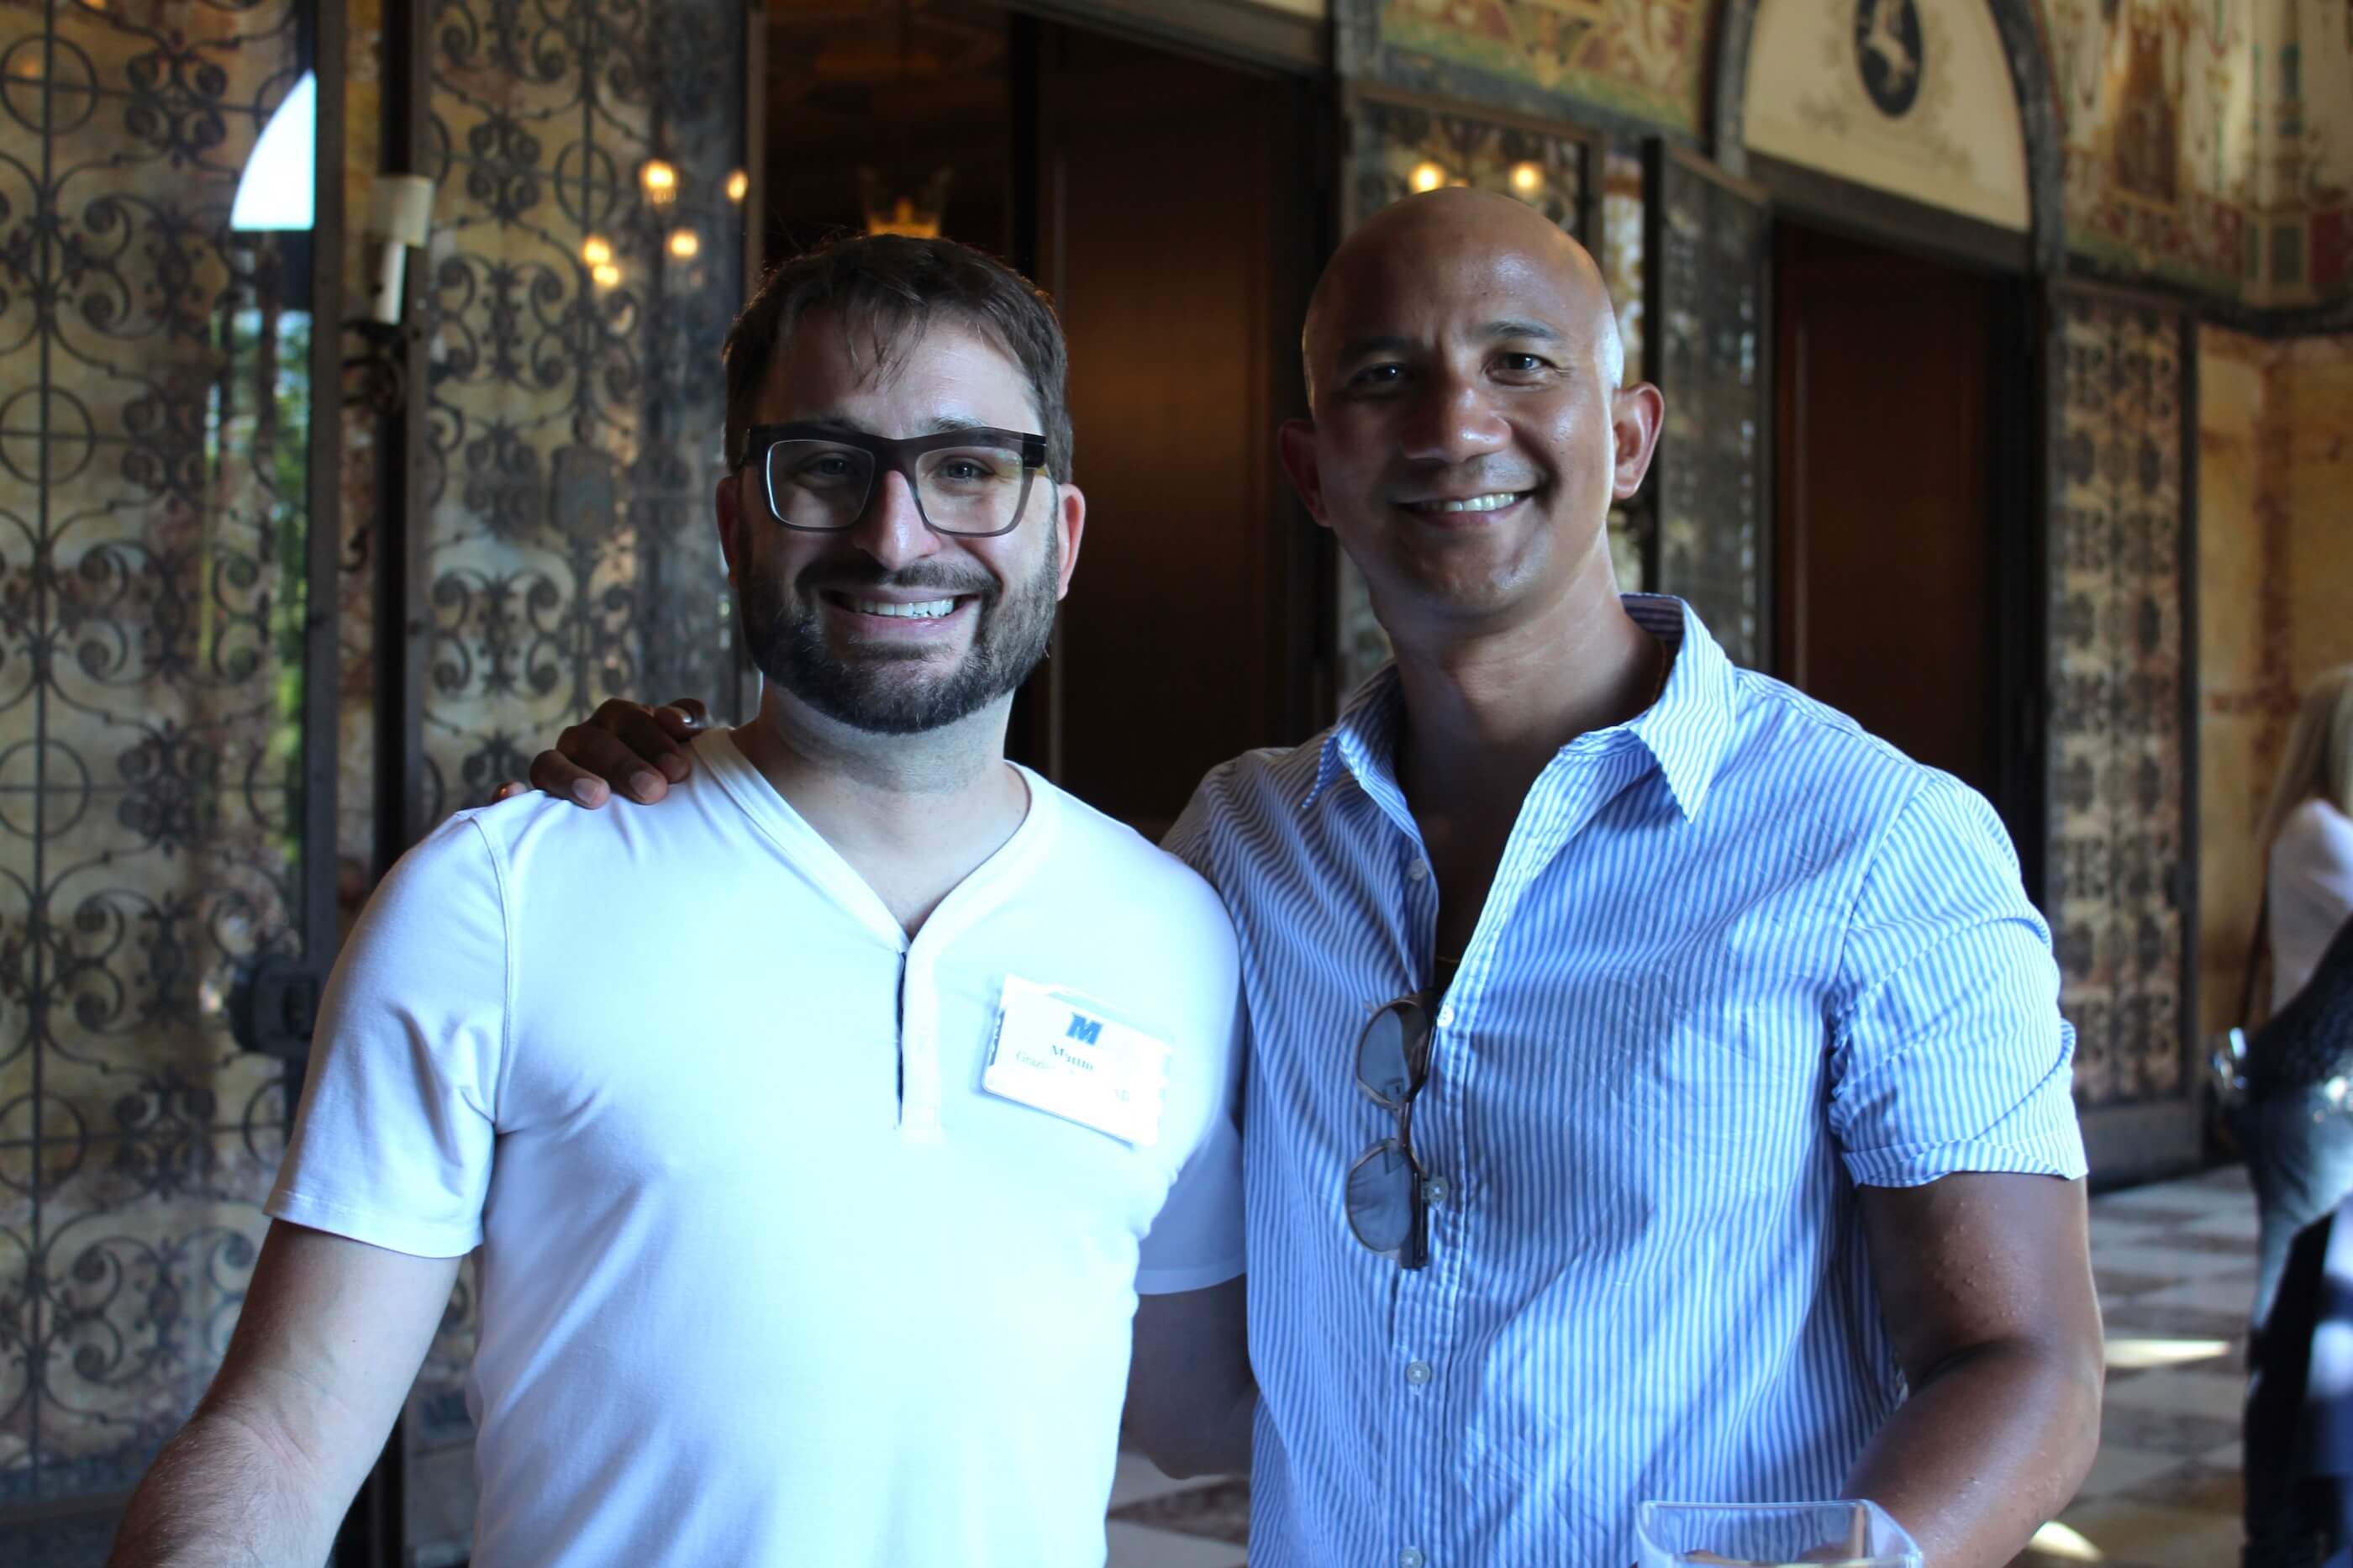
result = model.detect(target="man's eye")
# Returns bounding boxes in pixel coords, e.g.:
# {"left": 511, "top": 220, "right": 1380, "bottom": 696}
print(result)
{"left": 1498, "top": 352, "right": 1551, "bottom": 374}
{"left": 1349, "top": 364, "right": 1404, "bottom": 389}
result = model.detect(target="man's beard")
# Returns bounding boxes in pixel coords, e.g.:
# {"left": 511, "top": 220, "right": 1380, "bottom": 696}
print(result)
{"left": 738, "top": 532, "right": 1059, "bottom": 736}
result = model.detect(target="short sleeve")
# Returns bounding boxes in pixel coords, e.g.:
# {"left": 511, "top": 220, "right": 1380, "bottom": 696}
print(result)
{"left": 1134, "top": 980, "right": 1247, "bottom": 1297}
{"left": 266, "top": 813, "right": 509, "bottom": 1257}
{"left": 1829, "top": 773, "right": 2087, "bottom": 1188}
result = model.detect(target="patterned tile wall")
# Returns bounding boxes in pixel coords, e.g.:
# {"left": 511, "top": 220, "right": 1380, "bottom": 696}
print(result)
{"left": 2046, "top": 291, "right": 2192, "bottom": 1110}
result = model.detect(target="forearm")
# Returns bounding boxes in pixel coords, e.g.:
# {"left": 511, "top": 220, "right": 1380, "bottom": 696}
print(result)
{"left": 108, "top": 1401, "right": 347, "bottom": 1568}
{"left": 1136, "top": 1386, "right": 1255, "bottom": 1480}
{"left": 1841, "top": 1339, "right": 2101, "bottom": 1568}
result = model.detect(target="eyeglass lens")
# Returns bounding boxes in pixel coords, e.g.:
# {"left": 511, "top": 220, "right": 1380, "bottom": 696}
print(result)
{"left": 762, "top": 438, "right": 1037, "bottom": 536}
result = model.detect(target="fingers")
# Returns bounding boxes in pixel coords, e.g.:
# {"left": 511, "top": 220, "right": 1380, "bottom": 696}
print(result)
{"left": 574, "top": 701, "right": 692, "bottom": 786}
{"left": 557, "top": 718, "right": 680, "bottom": 803}
{"left": 527, "top": 742, "right": 613, "bottom": 808}
{"left": 659, "top": 697, "right": 711, "bottom": 730}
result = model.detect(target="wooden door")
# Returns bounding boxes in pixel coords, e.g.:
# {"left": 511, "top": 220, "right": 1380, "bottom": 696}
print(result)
{"left": 1024, "top": 24, "right": 1324, "bottom": 839}
{"left": 1773, "top": 224, "right": 2000, "bottom": 804}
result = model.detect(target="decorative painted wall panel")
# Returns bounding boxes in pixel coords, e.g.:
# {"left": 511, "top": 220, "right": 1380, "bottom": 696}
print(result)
{"left": 0, "top": 0, "right": 311, "bottom": 1541}
{"left": 1334, "top": 93, "right": 1597, "bottom": 697}
{"left": 2047, "top": 292, "right": 2191, "bottom": 1110}
{"left": 1648, "top": 148, "right": 1769, "bottom": 668}
{"left": 1346, "top": 0, "right": 1706, "bottom": 135}
{"left": 1741, "top": 0, "right": 2032, "bottom": 231}
{"left": 2194, "top": 326, "right": 2353, "bottom": 1041}
{"left": 2043, "top": 0, "right": 2353, "bottom": 304}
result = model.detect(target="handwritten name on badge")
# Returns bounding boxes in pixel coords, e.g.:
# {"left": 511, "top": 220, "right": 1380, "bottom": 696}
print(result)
{"left": 982, "top": 976, "right": 1171, "bottom": 1146}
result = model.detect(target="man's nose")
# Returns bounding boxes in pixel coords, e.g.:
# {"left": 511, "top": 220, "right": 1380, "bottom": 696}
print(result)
{"left": 1395, "top": 372, "right": 1511, "bottom": 466}
{"left": 846, "top": 468, "right": 944, "bottom": 569}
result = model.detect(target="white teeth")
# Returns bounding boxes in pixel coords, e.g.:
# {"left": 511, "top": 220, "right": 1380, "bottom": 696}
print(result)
{"left": 850, "top": 597, "right": 955, "bottom": 619}
{"left": 1412, "top": 492, "right": 1522, "bottom": 513}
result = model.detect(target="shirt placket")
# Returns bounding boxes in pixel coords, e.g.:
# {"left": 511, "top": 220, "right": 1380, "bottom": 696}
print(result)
{"left": 1384, "top": 742, "right": 1650, "bottom": 1568}
{"left": 1389, "top": 828, "right": 1456, "bottom": 1568}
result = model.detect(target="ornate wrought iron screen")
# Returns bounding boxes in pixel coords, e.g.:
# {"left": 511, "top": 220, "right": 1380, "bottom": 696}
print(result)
{"left": 0, "top": 2, "right": 338, "bottom": 1559}
{"left": 2045, "top": 287, "right": 2198, "bottom": 1180}
{"left": 413, "top": 0, "right": 749, "bottom": 825}
{"left": 1333, "top": 87, "right": 1599, "bottom": 697}
{"left": 1643, "top": 141, "right": 1771, "bottom": 669}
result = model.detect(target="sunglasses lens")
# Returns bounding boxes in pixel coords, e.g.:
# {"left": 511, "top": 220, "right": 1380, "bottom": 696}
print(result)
{"left": 1357, "top": 1004, "right": 1418, "bottom": 1103}
{"left": 1346, "top": 1140, "right": 1418, "bottom": 1254}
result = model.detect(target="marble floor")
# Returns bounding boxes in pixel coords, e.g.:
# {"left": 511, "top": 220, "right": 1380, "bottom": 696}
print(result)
{"left": 1107, "top": 1164, "right": 2261, "bottom": 1568}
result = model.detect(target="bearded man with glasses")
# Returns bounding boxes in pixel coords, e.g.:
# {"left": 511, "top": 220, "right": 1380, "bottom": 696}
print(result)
{"left": 104, "top": 236, "right": 1253, "bottom": 1568}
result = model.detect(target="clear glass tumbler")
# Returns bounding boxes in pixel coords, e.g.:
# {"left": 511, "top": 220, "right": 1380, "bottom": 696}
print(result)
{"left": 1631, "top": 1500, "right": 1923, "bottom": 1567}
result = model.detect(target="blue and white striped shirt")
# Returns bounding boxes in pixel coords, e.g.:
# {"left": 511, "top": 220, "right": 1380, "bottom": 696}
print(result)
{"left": 1164, "top": 594, "right": 2086, "bottom": 1568}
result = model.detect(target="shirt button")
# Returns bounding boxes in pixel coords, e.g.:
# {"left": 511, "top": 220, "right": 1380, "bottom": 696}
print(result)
{"left": 1400, "top": 1550, "right": 1427, "bottom": 1568}
{"left": 1406, "top": 858, "right": 1429, "bottom": 883}
{"left": 1436, "top": 1007, "right": 1455, "bottom": 1029}
{"left": 1404, "top": 1360, "right": 1434, "bottom": 1386}
{"left": 1424, "top": 1176, "right": 1450, "bottom": 1205}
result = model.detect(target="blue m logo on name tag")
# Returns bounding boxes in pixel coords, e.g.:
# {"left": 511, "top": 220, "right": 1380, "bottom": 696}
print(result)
{"left": 1066, "top": 1013, "right": 1104, "bottom": 1045}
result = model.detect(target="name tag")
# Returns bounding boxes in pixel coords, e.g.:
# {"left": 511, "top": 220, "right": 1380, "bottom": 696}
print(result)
{"left": 982, "top": 976, "right": 1171, "bottom": 1147}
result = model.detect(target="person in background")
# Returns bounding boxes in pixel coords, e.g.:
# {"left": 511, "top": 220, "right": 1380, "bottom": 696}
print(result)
{"left": 103, "top": 236, "right": 1250, "bottom": 1568}
{"left": 523, "top": 189, "right": 2103, "bottom": 1568}
{"left": 2238, "top": 666, "right": 2353, "bottom": 1568}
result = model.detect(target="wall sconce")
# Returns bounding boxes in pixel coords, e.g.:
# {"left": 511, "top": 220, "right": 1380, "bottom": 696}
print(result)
{"left": 859, "top": 167, "right": 951, "bottom": 239}
{"left": 725, "top": 169, "right": 750, "bottom": 203}
{"left": 1409, "top": 160, "right": 1447, "bottom": 193}
{"left": 641, "top": 159, "right": 679, "bottom": 206}
{"left": 366, "top": 174, "right": 436, "bottom": 324}
{"left": 1510, "top": 160, "right": 1545, "bottom": 195}
{"left": 667, "top": 229, "right": 700, "bottom": 260}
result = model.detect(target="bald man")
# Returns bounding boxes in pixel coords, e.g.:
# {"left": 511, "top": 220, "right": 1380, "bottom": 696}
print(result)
{"left": 528, "top": 191, "right": 2102, "bottom": 1567}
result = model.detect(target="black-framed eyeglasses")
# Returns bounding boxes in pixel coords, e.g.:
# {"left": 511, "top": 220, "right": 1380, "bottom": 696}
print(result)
{"left": 1346, "top": 991, "right": 1435, "bottom": 1271}
{"left": 735, "top": 422, "right": 1052, "bottom": 539}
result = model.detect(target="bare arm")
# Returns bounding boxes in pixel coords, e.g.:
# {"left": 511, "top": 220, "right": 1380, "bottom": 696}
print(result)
{"left": 1123, "top": 1275, "right": 1254, "bottom": 1480}
{"left": 107, "top": 1223, "right": 462, "bottom": 1568}
{"left": 1844, "top": 1172, "right": 2103, "bottom": 1568}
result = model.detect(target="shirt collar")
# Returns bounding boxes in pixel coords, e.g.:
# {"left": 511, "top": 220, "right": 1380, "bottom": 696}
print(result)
{"left": 1299, "top": 593, "right": 1739, "bottom": 822}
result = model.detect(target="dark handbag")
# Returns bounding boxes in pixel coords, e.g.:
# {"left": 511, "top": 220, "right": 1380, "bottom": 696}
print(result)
{"left": 2248, "top": 913, "right": 2353, "bottom": 1097}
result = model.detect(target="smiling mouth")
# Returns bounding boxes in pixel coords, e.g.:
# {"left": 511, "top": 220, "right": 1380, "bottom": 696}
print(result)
{"left": 1402, "top": 492, "right": 1530, "bottom": 514}
{"left": 824, "top": 592, "right": 965, "bottom": 620}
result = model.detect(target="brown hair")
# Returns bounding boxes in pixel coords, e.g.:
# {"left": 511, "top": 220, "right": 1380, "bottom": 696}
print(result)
{"left": 721, "top": 234, "right": 1073, "bottom": 481}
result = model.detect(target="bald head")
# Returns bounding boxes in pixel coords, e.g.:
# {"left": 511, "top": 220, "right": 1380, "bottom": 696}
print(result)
{"left": 1303, "top": 187, "right": 1624, "bottom": 406}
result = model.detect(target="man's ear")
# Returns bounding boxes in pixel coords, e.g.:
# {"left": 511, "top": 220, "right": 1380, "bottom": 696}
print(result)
{"left": 715, "top": 472, "right": 745, "bottom": 582}
{"left": 1277, "top": 418, "right": 1331, "bottom": 529}
{"left": 1609, "top": 383, "right": 1666, "bottom": 502}
{"left": 1050, "top": 481, "right": 1085, "bottom": 601}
